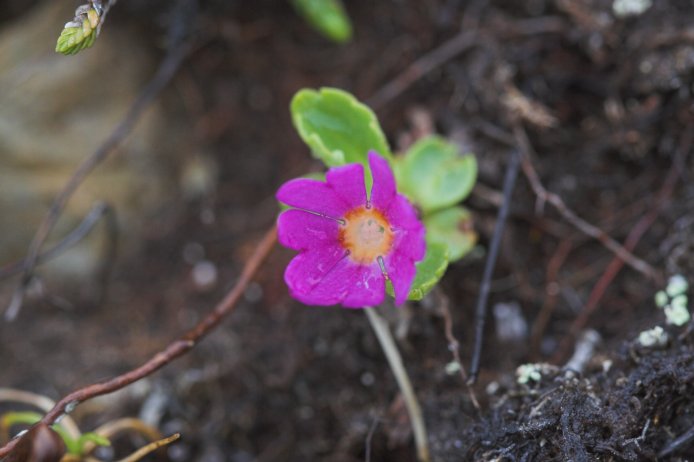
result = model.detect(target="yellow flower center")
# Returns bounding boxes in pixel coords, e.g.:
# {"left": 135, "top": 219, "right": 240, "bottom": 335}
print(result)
{"left": 339, "top": 206, "right": 393, "bottom": 264}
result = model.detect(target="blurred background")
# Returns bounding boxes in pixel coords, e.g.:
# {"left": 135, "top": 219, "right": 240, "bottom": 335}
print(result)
{"left": 1, "top": 0, "right": 693, "bottom": 460}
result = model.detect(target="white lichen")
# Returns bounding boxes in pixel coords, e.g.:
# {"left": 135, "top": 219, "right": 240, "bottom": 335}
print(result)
{"left": 666, "top": 275, "right": 688, "bottom": 298}
{"left": 612, "top": 0, "right": 653, "bottom": 17}
{"left": 516, "top": 363, "right": 542, "bottom": 384}
{"left": 655, "top": 275, "right": 690, "bottom": 327}
{"left": 665, "top": 299, "right": 690, "bottom": 326}
{"left": 655, "top": 290, "right": 668, "bottom": 308}
{"left": 638, "top": 326, "right": 668, "bottom": 347}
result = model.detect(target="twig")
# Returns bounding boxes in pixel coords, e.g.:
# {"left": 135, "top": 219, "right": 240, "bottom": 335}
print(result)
{"left": 82, "top": 418, "right": 162, "bottom": 457}
{"left": 0, "top": 225, "right": 277, "bottom": 458}
{"left": 512, "top": 122, "right": 661, "bottom": 284}
{"left": 0, "top": 203, "right": 112, "bottom": 283}
{"left": 364, "top": 307, "right": 430, "bottom": 462}
{"left": 529, "top": 239, "right": 573, "bottom": 358}
{"left": 364, "top": 413, "right": 381, "bottom": 462}
{"left": 0, "top": 389, "right": 80, "bottom": 442}
{"left": 367, "top": 30, "right": 478, "bottom": 110}
{"left": 554, "top": 128, "right": 692, "bottom": 362}
{"left": 658, "top": 423, "right": 694, "bottom": 458}
{"left": 4, "top": 4, "right": 194, "bottom": 320}
{"left": 468, "top": 149, "right": 521, "bottom": 384}
{"left": 433, "top": 289, "right": 480, "bottom": 411}
{"left": 116, "top": 433, "right": 180, "bottom": 462}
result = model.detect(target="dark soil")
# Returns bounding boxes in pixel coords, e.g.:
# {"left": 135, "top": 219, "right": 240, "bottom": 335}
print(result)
{"left": 2, "top": 0, "right": 694, "bottom": 461}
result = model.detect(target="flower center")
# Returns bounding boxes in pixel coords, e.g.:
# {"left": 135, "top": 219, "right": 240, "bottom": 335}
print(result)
{"left": 339, "top": 206, "right": 394, "bottom": 264}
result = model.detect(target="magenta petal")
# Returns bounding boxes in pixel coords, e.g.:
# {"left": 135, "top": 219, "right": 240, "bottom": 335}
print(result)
{"left": 368, "top": 151, "right": 396, "bottom": 210}
{"left": 277, "top": 209, "right": 339, "bottom": 251}
{"left": 276, "top": 178, "right": 349, "bottom": 218}
{"left": 286, "top": 248, "right": 385, "bottom": 307}
{"left": 385, "top": 251, "right": 417, "bottom": 306}
{"left": 386, "top": 194, "right": 422, "bottom": 230}
{"left": 384, "top": 194, "right": 426, "bottom": 261}
{"left": 305, "top": 259, "right": 385, "bottom": 308}
{"left": 326, "top": 163, "right": 367, "bottom": 210}
{"left": 284, "top": 244, "right": 348, "bottom": 304}
{"left": 340, "top": 263, "right": 386, "bottom": 308}
{"left": 392, "top": 226, "right": 426, "bottom": 262}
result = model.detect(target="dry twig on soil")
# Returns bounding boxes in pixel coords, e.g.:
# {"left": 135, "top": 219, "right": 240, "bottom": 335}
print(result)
{"left": 554, "top": 126, "right": 693, "bottom": 362}
{"left": 0, "top": 225, "right": 277, "bottom": 458}
{"left": 512, "top": 122, "right": 662, "bottom": 284}
{"left": 4, "top": 1, "right": 195, "bottom": 321}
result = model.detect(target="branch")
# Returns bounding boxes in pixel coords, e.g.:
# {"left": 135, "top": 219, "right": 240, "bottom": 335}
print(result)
{"left": 512, "top": 122, "right": 662, "bottom": 284}
{"left": 0, "top": 203, "right": 113, "bottom": 283}
{"left": 0, "top": 225, "right": 277, "bottom": 458}
{"left": 5, "top": 4, "right": 194, "bottom": 320}
{"left": 554, "top": 126, "right": 692, "bottom": 362}
{"left": 468, "top": 149, "right": 521, "bottom": 384}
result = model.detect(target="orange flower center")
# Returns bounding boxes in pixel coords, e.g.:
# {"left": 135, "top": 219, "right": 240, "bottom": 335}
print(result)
{"left": 339, "top": 206, "right": 394, "bottom": 264}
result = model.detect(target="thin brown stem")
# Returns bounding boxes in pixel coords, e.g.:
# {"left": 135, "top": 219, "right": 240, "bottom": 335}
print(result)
{"left": 367, "top": 30, "right": 478, "bottom": 110}
{"left": 0, "top": 225, "right": 277, "bottom": 458}
{"left": 512, "top": 122, "right": 662, "bottom": 284}
{"left": 553, "top": 127, "right": 692, "bottom": 362}
{"left": 433, "top": 289, "right": 481, "bottom": 411}
{"left": 4, "top": 23, "right": 192, "bottom": 321}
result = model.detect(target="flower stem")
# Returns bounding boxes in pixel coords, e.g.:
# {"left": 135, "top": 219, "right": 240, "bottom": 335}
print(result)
{"left": 364, "top": 307, "right": 430, "bottom": 462}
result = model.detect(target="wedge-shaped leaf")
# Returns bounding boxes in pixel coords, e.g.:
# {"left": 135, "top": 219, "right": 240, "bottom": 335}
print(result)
{"left": 387, "top": 242, "right": 449, "bottom": 301}
{"left": 425, "top": 206, "right": 477, "bottom": 262}
{"left": 291, "top": 88, "right": 391, "bottom": 189}
{"left": 396, "top": 136, "right": 477, "bottom": 213}
{"left": 291, "top": 0, "right": 353, "bottom": 43}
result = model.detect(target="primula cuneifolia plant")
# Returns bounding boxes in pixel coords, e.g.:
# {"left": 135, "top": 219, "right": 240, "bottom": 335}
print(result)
{"left": 277, "top": 88, "right": 477, "bottom": 462}
{"left": 277, "top": 152, "right": 425, "bottom": 307}
{"left": 279, "top": 87, "right": 478, "bottom": 306}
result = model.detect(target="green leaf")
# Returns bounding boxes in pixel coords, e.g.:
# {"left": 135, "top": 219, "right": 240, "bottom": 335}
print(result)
{"left": 291, "top": 0, "right": 353, "bottom": 43}
{"left": 395, "top": 136, "right": 477, "bottom": 213}
{"left": 0, "top": 411, "right": 43, "bottom": 428}
{"left": 387, "top": 242, "right": 449, "bottom": 301}
{"left": 424, "top": 206, "right": 477, "bottom": 262}
{"left": 290, "top": 87, "right": 391, "bottom": 189}
{"left": 78, "top": 432, "right": 111, "bottom": 451}
{"left": 51, "top": 425, "right": 80, "bottom": 455}
{"left": 55, "top": 22, "right": 96, "bottom": 56}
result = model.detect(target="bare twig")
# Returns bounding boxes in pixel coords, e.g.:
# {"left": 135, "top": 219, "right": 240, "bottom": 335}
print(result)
{"left": 116, "top": 433, "right": 180, "bottom": 462}
{"left": 0, "top": 203, "right": 112, "bottom": 283}
{"left": 0, "top": 389, "right": 80, "bottom": 442}
{"left": 433, "top": 289, "right": 480, "bottom": 411}
{"left": 530, "top": 239, "right": 573, "bottom": 358}
{"left": 367, "top": 30, "right": 478, "bottom": 110}
{"left": 364, "top": 413, "right": 381, "bottom": 462}
{"left": 4, "top": 4, "right": 194, "bottom": 320}
{"left": 81, "top": 418, "right": 162, "bottom": 457}
{"left": 0, "top": 225, "right": 277, "bottom": 458}
{"left": 512, "top": 122, "right": 662, "bottom": 284}
{"left": 554, "top": 128, "right": 692, "bottom": 362}
{"left": 658, "top": 423, "right": 694, "bottom": 458}
{"left": 468, "top": 149, "right": 521, "bottom": 384}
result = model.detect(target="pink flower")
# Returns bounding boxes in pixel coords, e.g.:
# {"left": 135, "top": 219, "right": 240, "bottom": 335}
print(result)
{"left": 276, "top": 151, "right": 426, "bottom": 308}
